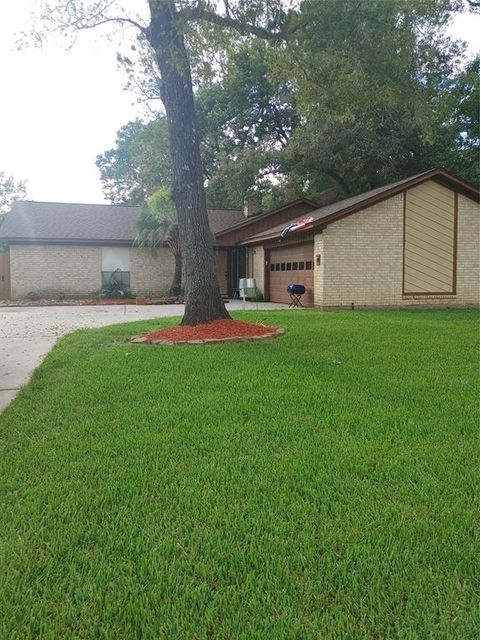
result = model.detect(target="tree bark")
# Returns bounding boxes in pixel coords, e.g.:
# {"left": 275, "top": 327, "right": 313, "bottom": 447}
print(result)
{"left": 148, "top": 1, "right": 230, "bottom": 325}
{"left": 170, "top": 250, "right": 182, "bottom": 296}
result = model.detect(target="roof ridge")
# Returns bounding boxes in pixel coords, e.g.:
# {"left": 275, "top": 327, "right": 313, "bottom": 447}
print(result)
{"left": 16, "top": 200, "right": 140, "bottom": 208}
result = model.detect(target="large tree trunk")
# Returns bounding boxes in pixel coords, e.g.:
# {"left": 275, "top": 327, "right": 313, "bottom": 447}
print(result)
{"left": 148, "top": 1, "right": 230, "bottom": 325}
{"left": 170, "top": 250, "right": 182, "bottom": 296}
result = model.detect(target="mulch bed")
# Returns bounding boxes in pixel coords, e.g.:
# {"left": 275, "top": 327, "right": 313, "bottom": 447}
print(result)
{"left": 131, "top": 319, "right": 284, "bottom": 345}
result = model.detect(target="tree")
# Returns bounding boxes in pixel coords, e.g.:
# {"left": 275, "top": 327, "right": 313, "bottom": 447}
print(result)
{"left": 277, "top": 0, "right": 471, "bottom": 195}
{"left": 96, "top": 116, "right": 171, "bottom": 205}
{"left": 97, "top": 0, "right": 475, "bottom": 214}
{"left": 34, "top": 1, "right": 289, "bottom": 325}
{"left": 432, "top": 56, "right": 480, "bottom": 185}
{"left": 0, "top": 172, "right": 27, "bottom": 216}
{"left": 135, "top": 187, "right": 182, "bottom": 296}
{"left": 196, "top": 39, "right": 299, "bottom": 209}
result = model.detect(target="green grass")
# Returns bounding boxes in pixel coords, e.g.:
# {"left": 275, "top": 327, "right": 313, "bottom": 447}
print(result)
{"left": 1, "top": 309, "right": 479, "bottom": 639}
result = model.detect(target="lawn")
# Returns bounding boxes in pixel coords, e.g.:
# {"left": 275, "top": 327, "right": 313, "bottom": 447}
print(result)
{"left": 1, "top": 309, "right": 478, "bottom": 639}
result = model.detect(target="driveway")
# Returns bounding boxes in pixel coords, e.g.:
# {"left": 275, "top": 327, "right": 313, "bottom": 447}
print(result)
{"left": 0, "top": 301, "right": 288, "bottom": 411}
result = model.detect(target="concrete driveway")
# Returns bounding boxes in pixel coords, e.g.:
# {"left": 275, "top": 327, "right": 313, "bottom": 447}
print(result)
{"left": 0, "top": 301, "right": 287, "bottom": 411}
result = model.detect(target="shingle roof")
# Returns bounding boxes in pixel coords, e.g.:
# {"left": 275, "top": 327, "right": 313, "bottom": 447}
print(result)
{"left": 206, "top": 208, "right": 246, "bottom": 234}
{"left": 242, "top": 168, "right": 480, "bottom": 244}
{"left": 214, "top": 197, "right": 318, "bottom": 238}
{"left": 0, "top": 201, "right": 245, "bottom": 243}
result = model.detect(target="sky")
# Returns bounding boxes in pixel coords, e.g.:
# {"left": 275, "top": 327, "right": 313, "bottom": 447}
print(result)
{"left": 0, "top": 2, "right": 479, "bottom": 205}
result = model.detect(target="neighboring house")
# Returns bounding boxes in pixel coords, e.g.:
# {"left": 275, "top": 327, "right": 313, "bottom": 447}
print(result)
{"left": 0, "top": 168, "right": 478, "bottom": 308}
{"left": 0, "top": 203, "right": 245, "bottom": 300}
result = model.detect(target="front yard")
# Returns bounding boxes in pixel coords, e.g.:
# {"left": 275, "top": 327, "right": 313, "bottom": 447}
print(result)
{"left": 1, "top": 309, "right": 478, "bottom": 639}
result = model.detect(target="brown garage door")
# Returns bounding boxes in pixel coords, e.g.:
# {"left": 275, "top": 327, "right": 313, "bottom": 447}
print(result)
{"left": 269, "top": 243, "right": 314, "bottom": 305}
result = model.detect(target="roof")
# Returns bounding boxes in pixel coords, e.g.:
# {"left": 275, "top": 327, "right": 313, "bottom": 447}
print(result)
{"left": 214, "top": 197, "right": 319, "bottom": 238}
{"left": 242, "top": 168, "right": 480, "bottom": 245}
{"left": 206, "top": 208, "right": 245, "bottom": 234}
{"left": 0, "top": 201, "right": 245, "bottom": 243}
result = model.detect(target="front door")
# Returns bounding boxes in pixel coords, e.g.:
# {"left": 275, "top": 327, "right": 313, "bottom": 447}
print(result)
{"left": 228, "top": 247, "right": 246, "bottom": 296}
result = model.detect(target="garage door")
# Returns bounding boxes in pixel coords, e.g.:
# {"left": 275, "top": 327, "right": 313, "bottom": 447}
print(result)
{"left": 269, "top": 243, "right": 314, "bottom": 305}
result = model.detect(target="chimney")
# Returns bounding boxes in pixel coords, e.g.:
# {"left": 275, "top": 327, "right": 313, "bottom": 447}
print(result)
{"left": 243, "top": 196, "right": 262, "bottom": 218}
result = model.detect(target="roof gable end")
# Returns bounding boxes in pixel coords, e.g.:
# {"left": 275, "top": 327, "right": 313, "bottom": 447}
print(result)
{"left": 242, "top": 169, "right": 479, "bottom": 245}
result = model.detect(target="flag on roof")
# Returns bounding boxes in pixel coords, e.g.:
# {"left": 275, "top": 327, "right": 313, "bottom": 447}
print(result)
{"left": 281, "top": 216, "right": 314, "bottom": 239}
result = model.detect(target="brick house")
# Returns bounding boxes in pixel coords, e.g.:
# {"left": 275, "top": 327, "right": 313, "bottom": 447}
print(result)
{"left": 0, "top": 168, "right": 478, "bottom": 307}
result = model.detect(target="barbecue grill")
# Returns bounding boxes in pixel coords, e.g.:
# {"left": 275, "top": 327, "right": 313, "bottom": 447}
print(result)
{"left": 287, "top": 284, "right": 306, "bottom": 308}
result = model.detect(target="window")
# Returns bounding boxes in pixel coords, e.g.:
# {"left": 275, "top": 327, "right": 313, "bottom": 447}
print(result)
{"left": 292, "top": 262, "right": 298, "bottom": 270}
{"left": 286, "top": 262, "right": 292, "bottom": 271}
{"left": 280, "top": 263, "right": 286, "bottom": 271}
{"left": 270, "top": 263, "right": 275, "bottom": 271}
{"left": 305, "top": 261, "right": 312, "bottom": 270}
{"left": 101, "top": 247, "right": 131, "bottom": 294}
{"left": 275, "top": 263, "right": 280, "bottom": 271}
{"left": 298, "top": 261, "right": 305, "bottom": 270}
{"left": 101, "top": 270, "right": 130, "bottom": 290}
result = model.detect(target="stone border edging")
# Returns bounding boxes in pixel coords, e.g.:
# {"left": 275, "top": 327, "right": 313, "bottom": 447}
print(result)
{"left": 130, "top": 327, "right": 285, "bottom": 345}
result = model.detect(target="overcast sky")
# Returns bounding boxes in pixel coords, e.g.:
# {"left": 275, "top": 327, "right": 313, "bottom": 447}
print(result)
{"left": 0, "top": 2, "right": 479, "bottom": 205}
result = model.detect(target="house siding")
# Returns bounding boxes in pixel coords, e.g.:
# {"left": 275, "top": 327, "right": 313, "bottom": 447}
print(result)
{"left": 252, "top": 246, "right": 265, "bottom": 295}
{"left": 404, "top": 182, "right": 455, "bottom": 294}
{"left": 129, "top": 247, "right": 174, "bottom": 297}
{"left": 313, "top": 233, "right": 325, "bottom": 304}
{"left": 9, "top": 244, "right": 232, "bottom": 300}
{"left": 314, "top": 185, "right": 479, "bottom": 308}
{"left": 10, "top": 244, "right": 102, "bottom": 299}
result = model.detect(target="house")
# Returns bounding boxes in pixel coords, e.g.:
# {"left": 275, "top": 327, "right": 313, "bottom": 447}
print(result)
{"left": 237, "top": 168, "right": 479, "bottom": 308}
{"left": 0, "top": 168, "right": 478, "bottom": 307}
{"left": 0, "top": 203, "right": 245, "bottom": 300}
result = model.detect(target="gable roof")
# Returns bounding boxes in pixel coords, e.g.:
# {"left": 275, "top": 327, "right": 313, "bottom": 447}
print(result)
{"left": 242, "top": 168, "right": 480, "bottom": 245}
{"left": 214, "top": 197, "right": 319, "bottom": 239}
{"left": 0, "top": 201, "right": 245, "bottom": 244}
{"left": 207, "top": 208, "right": 246, "bottom": 234}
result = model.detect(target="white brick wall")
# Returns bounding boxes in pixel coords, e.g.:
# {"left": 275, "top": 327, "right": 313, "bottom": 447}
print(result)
{"left": 9, "top": 244, "right": 233, "bottom": 300}
{"left": 313, "top": 233, "right": 325, "bottom": 304}
{"left": 130, "top": 247, "right": 174, "bottom": 297}
{"left": 456, "top": 195, "right": 480, "bottom": 302}
{"left": 10, "top": 244, "right": 102, "bottom": 299}
{"left": 313, "top": 188, "right": 479, "bottom": 308}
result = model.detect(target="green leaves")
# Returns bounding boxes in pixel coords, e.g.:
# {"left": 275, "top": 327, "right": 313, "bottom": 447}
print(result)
{"left": 97, "top": 0, "right": 478, "bottom": 212}
{"left": 95, "top": 116, "right": 171, "bottom": 205}
{"left": 0, "top": 171, "right": 28, "bottom": 216}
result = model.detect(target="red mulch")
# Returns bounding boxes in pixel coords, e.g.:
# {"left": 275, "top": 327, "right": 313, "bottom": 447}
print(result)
{"left": 139, "top": 319, "right": 282, "bottom": 344}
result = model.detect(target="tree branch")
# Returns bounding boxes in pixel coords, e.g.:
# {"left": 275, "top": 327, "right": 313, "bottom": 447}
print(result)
{"left": 72, "top": 16, "right": 147, "bottom": 34}
{"left": 178, "top": 6, "right": 285, "bottom": 41}
{"left": 38, "top": 1, "right": 147, "bottom": 37}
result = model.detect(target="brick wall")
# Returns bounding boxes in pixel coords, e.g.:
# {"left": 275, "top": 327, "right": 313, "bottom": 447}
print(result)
{"left": 313, "top": 187, "right": 479, "bottom": 308}
{"left": 456, "top": 194, "right": 480, "bottom": 302}
{"left": 130, "top": 247, "right": 174, "bottom": 297}
{"left": 9, "top": 244, "right": 233, "bottom": 300}
{"left": 313, "top": 233, "right": 325, "bottom": 303}
{"left": 10, "top": 244, "right": 102, "bottom": 299}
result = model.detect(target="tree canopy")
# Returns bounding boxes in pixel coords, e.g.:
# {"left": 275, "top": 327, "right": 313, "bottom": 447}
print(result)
{"left": 96, "top": 117, "right": 171, "bottom": 205}
{"left": 0, "top": 172, "right": 28, "bottom": 216}
{"left": 97, "top": 0, "right": 479, "bottom": 211}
